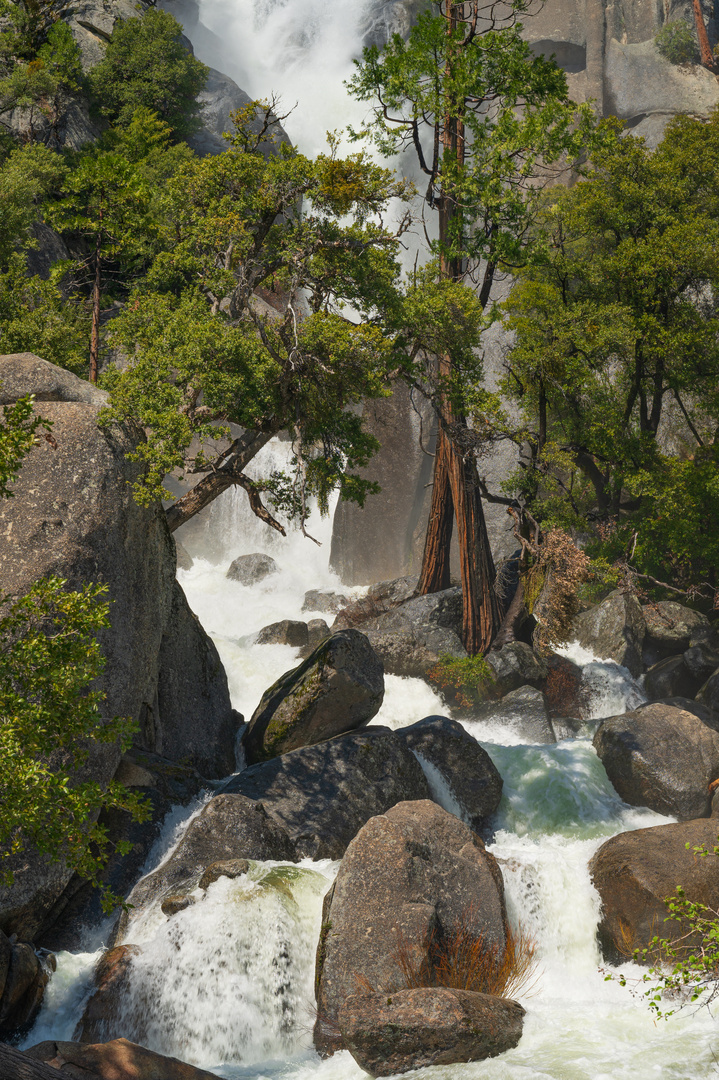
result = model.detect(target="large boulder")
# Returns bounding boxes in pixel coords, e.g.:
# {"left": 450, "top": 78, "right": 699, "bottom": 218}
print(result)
{"left": 684, "top": 635, "right": 719, "bottom": 683}
{"left": 485, "top": 642, "right": 548, "bottom": 695}
{"left": 314, "top": 800, "right": 508, "bottom": 1056}
{"left": 642, "top": 601, "right": 710, "bottom": 664}
{"left": 302, "top": 589, "right": 348, "bottom": 614}
{"left": 331, "top": 576, "right": 418, "bottom": 630}
{"left": 571, "top": 590, "right": 646, "bottom": 676}
{"left": 226, "top": 552, "right": 278, "bottom": 585}
{"left": 221, "top": 729, "right": 431, "bottom": 860}
{"left": 338, "top": 987, "right": 525, "bottom": 1075}
{"left": 114, "top": 795, "right": 294, "bottom": 941}
{"left": 0, "top": 355, "right": 237, "bottom": 939}
{"left": 0, "top": 931, "right": 52, "bottom": 1038}
{"left": 352, "top": 588, "right": 467, "bottom": 679}
{"left": 256, "top": 619, "right": 309, "bottom": 647}
{"left": 242, "top": 629, "right": 384, "bottom": 763}
{"left": 75, "top": 944, "right": 142, "bottom": 1043}
{"left": 590, "top": 817, "right": 719, "bottom": 963}
{"left": 26, "top": 1037, "right": 219, "bottom": 1080}
{"left": 644, "top": 654, "right": 702, "bottom": 702}
{"left": 593, "top": 703, "right": 719, "bottom": 820}
{"left": 393, "top": 715, "right": 503, "bottom": 830}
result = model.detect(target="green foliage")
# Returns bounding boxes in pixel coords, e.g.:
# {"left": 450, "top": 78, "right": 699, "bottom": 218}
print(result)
{"left": 0, "top": 141, "right": 66, "bottom": 266}
{"left": 655, "top": 20, "right": 697, "bottom": 65}
{"left": 0, "top": 576, "right": 149, "bottom": 905}
{"left": 500, "top": 112, "right": 719, "bottom": 598}
{"left": 88, "top": 9, "right": 208, "bottom": 139}
{"left": 427, "top": 654, "right": 496, "bottom": 708}
{"left": 0, "top": 390, "right": 48, "bottom": 498}
{"left": 0, "top": 254, "right": 89, "bottom": 372}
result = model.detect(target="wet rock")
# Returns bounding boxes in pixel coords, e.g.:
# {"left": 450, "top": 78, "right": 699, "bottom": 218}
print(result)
{"left": 476, "top": 686, "right": 555, "bottom": 744}
{"left": 161, "top": 895, "right": 196, "bottom": 916}
{"left": 0, "top": 937, "right": 50, "bottom": 1037}
{"left": 349, "top": 588, "right": 466, "bottom": 679}
{"left": 332, "top": 576, "right": 418, "bottom": 629}
{"left": 593, "top": 703, "right": 719, "bottom": 820}
{"left": 590, "top": 817, "right": 719, "bottom": 964}
{"left": 697, "top": 668, "right": 719, "bottom": 721}
{"left": 339, "top": 987, "right": 525, "bottom": 1074}
{"left": 256, "top": 620, "right": 309, "bottom": 647}
{"left": 485, "top": 642, "right": 547, "bottom": 695}
{"left": 226, "top": 552, "right": 279, "bottom": 585}
{"left": 642, "top": 601, "right": 710, "bottom": 664}
{"left": 644, "top": 654, "right": 702, "bottom": 702}
{"left": 571, "top": 590, "right": 646, "bottom": 676}
{"left": 551, "top": 715, "right": 585, "bottom": 740}
{"left": 243, "top": 629, "right": 384, "bottom": 763}
{"left": 114, "top": 796, "right": 294, "bottom": 941}
{"left": 175, "top": 539, "right": 193, "bottom": 571}
{"left": 27, "top": 1037, "right": 219, "bottom": 1079}
{"left": 314, "top": 800, "right": 508, "bottom": 1056}
{"left": 222, "top": 729, "right": 431, "bottom": 860}
{"left": 198, "top": 859, "right": 250, "bottom": 890}
{"left": 302, "top": 589, "right": 348, "bottom": 614}
{"left": 393, "top": 715, "right": 503, "bottom": 830}
{"left": 77, "top": 945, "right": 142, "bottom": 1043}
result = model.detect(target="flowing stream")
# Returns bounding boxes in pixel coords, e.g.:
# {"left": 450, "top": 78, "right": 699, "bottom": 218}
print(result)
{"left": 24, "top": 454, "right": 719, "bottom": 1077}
{"left": 21, "top": 3, "right": 719, "bottom": 1073}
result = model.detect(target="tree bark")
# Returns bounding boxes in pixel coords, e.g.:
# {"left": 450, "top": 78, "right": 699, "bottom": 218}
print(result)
{"left": 0, "top": 1043, "right": 63, "bottom": 1080}
{"left": 416, "top": 426, "right": 454, "bottom": 593}
{"left": 693, "top": 0, "right": 716, "bottom": 70}
{"left": 165, "top": 428, "right": 276, "bottom": 532}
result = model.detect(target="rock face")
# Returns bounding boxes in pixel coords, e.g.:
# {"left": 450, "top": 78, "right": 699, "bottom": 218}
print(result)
{"left": 590, "top": 817, "right": 719, "bottom": 963}
{"left": 221, "top": 729, "right": 431, "bottom": 860}
{"left": 331, "top": 575, "right": 418, "bottom": 630}
{"left": 394, "top": 715, "right": 503, "bottom": 830}
{"left": 338, "top": 987, "right": 525, "bottom": 1075}
{"left": 0, "top": 355, "right": 237, "bottom": 939}
{"left": 314, "top": 800, "right": 508, "bottom": 1056}
{"left": 593, "top": 703, "right": 719, "bottom": 820}
{"left": 0, "top": 931, "right": 52, "bottom": 1038}
{"left": 243, "top": 629, "right": 385, "bottom": 763}
{"left": 26, "top": 1037, "right": 219, "bottom": 1080}
{"left": 226, "top": 551, "right": 279, "bottom": 585}
{"left": 114, "top": 795, "right": 294, "bottom": 940}
{"left": 571, "top": 590, "right": 646, "bottom": 675}
{"left": 644, "top": 654, "right": 702, "bottom": 702}
{"left": 76, "top": 945, "right": 142, "bottom": 1043}
{"left": 353, "top": 588, "right": 467, "bottom": 679}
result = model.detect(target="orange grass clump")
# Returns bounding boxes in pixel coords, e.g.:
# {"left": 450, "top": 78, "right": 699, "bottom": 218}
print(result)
{"left": 394, "top": 910, "right": 538, "bottom": 1001}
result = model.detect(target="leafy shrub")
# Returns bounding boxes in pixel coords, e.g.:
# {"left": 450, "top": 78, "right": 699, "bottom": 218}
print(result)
{"left": 427, "top": 653, "right": 497, "bottom": 708}
{"left": 655, "top": 21, "right": 697, "bottom": 65}
{"left": 89, "top": 9, "right": 208, "bottom": 139}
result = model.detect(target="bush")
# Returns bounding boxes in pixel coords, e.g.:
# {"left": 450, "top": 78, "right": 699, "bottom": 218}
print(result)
{"left": 89, "top": 9, "right": 208, "bottom": 139}
{"left": 655, "top": 21, "right": 698, "bottom": 65}
{"left": 427, "top": 654, "right": 497, "bottom": 708}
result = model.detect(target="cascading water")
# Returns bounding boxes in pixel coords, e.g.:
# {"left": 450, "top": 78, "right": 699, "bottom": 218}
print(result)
{"left": 19, "top": 3, "right": 719, "bottom": 1073}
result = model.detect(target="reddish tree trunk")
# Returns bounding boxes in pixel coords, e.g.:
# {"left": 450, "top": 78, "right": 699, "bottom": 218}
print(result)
{"left": 416, "top": 426, "right": 454, "bottom": 594}
{"left": 89, "top": 231, "right": 101, "bottom": 384}
{"left": 693, "top": 0, "right": 716, "bottom": 69}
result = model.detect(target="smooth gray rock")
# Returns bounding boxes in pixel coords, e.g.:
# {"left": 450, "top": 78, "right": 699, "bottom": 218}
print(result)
{"left": 593, "top": 703, "right": 719, "bottom": 820}
{"left": 221, "top": 728, "right": 431, "bottom": 860}
{"left": 642, "top": 601, "right": 710, "bottom": 663}
{"left": 331, "top": 575, "right": 418, "bottom": 630}
{"left": 571, "top": 590, "right": 646, "bottom": 676}
{"left": 114, "top": 795, "right": 294, "bottom": 941}
{"left": 605, "top": 37, "right": 719, "bottom": 122}
{"left": 256, "top": 619, "right": 309, "bottom": 647}
{"left": 243, "top": 629, "right": 384, "bottom": 763}
{"left": 339, "top": 988, "right": 525, "bottom": 1074}
{"left": 302, "top": 589, "right": 347, "bottom": 614}
{"left": 314, "top": 800, "right": 508, "bottom": 1056}
{"left": 394, "top": 715, "right": 503, "bottom": 830}
{"left": 307, "top": 618, "right": 330, "bottom": 647}
{"left": 684, "top": 636, "right": 719, "bottom": 682}
{"left": 356, "top": 588, "right": 466, "bottom": 679}
{"left": 644, "top": 654, "right": 702, "bottom": 702}
{"left": 226, "top": 552, "right": 279, "bottom": 585}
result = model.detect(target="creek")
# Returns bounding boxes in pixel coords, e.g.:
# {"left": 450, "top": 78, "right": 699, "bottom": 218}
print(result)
{"left": 22, "top": 441, "right": 719, "bottom": 1077}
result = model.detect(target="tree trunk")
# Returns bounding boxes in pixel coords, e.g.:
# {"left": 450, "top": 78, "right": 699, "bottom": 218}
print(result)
{"left": 165, "top": 429, "right": 276, "bottom": 532}
{"left": 0, "top": 1043, "right": 62, "bottom": 1080}
{"left": 89, "top": 231, "right": 101, "bottom": 384}
{"left": 416, "top": 426, "right": 453, "bottom": 593}
{"left": 692, "top": 0, "right": 716, "bottom": 69}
